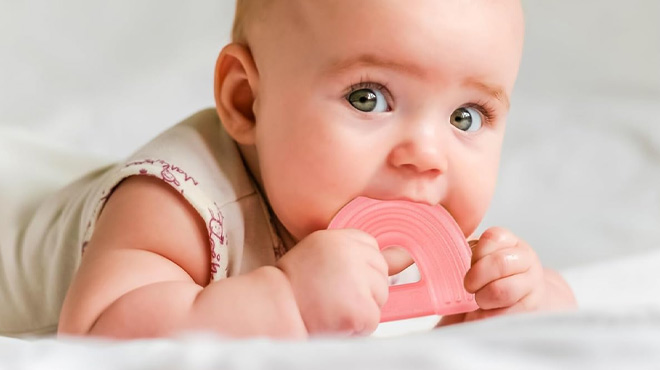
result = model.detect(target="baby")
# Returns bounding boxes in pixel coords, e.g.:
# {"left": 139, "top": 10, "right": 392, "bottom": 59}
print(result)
{"left": 2, "top": 0, "right": 576, "bottom": 338}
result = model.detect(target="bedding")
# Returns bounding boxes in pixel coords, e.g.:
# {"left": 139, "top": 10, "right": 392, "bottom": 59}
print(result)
{"left": 1, "top": 282, "right": 659, "bottom": 370}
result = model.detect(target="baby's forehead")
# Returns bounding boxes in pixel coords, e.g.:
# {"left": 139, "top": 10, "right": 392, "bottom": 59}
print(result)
{"left": 261, "top": 0, "right": 522, "bottom": 20}
{"left": 245, "top": 0, "right": 523, "bottom": 93}
{"left": 247, "top": 0, "right": 523, "bottom": 42}
{"left": 252, "top": 1, "right": 522, "bottom": 54}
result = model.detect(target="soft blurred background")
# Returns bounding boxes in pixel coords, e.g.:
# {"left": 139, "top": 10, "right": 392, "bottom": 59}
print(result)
{"left": 1, "top": 0, "right": 659, "bottom": 270}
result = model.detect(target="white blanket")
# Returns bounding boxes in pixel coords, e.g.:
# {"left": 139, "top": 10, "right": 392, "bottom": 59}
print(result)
{"left": 1, "top": 0, "right": 659, "bottom": 368}
{"left": 2, "top": 305, "right": 660, "bottom": 370}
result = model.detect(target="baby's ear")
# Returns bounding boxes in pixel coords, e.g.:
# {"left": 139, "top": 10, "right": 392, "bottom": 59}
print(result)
{"left": 214, "top": 43, "right": 259, "bottom": 145}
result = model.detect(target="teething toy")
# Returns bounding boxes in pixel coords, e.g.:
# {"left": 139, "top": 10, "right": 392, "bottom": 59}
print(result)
{"left": 328, "top": 197, "right": 479, "bottom": 322}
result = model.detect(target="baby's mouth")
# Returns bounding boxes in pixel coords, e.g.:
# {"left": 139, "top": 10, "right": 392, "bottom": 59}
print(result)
{"left": 364, "top": 195, "right": 439, "bottom": 207}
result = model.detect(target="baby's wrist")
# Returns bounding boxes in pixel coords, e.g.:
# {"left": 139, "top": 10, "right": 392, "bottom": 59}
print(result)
{"left": 254, "top": 265, "right": 308, "bottom": 337}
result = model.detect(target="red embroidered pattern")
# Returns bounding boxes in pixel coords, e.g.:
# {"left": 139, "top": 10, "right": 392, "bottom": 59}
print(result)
{"left": 126, "top": 159, "right": 200, "bottom": 188}
{"left": 208, "top": 204, "right": 228, "bottom": 277}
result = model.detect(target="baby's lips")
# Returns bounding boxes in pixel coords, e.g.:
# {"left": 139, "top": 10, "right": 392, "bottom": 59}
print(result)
{"left": 328, "top": 196, "right": 479, "bottom": 322}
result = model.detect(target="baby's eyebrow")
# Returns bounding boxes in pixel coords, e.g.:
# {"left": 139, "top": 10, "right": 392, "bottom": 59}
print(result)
{"left": 463, "top": 78, "right": 510, "bottom": 110}
{"left": 324, "top": 53, "right": 427, "bottom": 79}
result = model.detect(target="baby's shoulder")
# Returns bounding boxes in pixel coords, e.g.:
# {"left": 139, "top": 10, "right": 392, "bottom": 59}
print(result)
{"left": 92, "top": 174, "right": 212, "bottom": 285}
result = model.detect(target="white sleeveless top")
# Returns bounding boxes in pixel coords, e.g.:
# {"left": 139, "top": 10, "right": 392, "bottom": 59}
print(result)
{"left": 0, "top": 109, "right": 286, "bottom": 336}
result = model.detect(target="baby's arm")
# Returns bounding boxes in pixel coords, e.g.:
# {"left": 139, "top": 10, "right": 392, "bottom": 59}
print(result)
{"left": 57, "top": 176, "right": 306, "bottom": 339}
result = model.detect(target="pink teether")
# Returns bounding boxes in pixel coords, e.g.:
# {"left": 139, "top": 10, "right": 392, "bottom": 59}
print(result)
{"left": 328, "top": 197, "right": 478, "bottom": 322}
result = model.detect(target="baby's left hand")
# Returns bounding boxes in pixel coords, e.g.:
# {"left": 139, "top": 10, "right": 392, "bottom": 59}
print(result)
{"left": 461, "top": 227, "right": 546, "bottom": 322}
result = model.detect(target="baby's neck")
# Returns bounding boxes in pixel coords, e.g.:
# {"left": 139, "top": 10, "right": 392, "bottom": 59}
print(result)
{"left": 272, "top": 215, "right": 297, "bottom": 253}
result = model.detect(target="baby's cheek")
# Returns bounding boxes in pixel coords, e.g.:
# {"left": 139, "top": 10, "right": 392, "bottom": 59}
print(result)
{"left": 449, "top": 177, "right": 495, "bottom": 237}
{"left": 454, "top": 205, "right": 483, "bottom": 238}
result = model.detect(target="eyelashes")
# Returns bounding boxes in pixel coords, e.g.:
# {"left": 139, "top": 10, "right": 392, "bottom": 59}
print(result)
{"left": 345, "top": 75, "right": 392, "bottom": 94}
{"left": 463, "top": 101, "right": 497, "bottom": 126}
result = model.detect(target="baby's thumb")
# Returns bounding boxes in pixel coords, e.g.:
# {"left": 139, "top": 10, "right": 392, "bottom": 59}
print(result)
{"left": 381, "top": 246, "right": 415, "bottom": 276}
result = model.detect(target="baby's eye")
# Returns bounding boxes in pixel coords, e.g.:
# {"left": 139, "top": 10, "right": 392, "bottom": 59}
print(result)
{"left": 450, "top": 107, "right": 482, "bottom": 132}
{"left": 347, "top": 88, "right": 389, "bottom": 113}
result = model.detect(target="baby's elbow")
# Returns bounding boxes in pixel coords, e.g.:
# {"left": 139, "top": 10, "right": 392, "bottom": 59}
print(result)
{"left": 57, "top": 293, "right": 110, "bottom": 338}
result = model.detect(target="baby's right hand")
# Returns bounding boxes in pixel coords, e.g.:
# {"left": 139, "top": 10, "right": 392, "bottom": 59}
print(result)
{"left": 276, "top": 229, "right": 389, "bottom": 336}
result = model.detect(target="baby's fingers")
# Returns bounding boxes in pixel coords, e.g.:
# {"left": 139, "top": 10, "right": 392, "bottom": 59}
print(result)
{"left": 465, "top": 246, "right": 532, "bottom": 293}
{"left": 473, "top": 273, "right": 534, "bottom": 310}
{"left": 465, "top": 288, "right": 545, "bottom": 322}
{"left": 470, "top": 227, "right": 518, "bottom": 263}
{"left": 381, "top": 247, "right": 414, "bottom": 276}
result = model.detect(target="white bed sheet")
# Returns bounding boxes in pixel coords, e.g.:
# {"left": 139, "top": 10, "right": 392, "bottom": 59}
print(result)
{"left": 2, "top": 308, "right": 660, "bottom": 370}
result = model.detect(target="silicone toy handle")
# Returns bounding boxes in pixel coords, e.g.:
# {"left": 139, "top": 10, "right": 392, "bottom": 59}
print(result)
{"left": 328, "top": 197, "right": 478, "bottom": 322}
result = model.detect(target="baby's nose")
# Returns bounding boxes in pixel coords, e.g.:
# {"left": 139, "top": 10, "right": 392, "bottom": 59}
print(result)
{"left": 387, "top": 125, "right": 448, "bottom": 176}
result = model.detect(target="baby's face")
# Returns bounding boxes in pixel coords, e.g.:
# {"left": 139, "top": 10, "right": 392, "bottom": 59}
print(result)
{"left": 247, "top": 0, "right": 524, "bottom": 241}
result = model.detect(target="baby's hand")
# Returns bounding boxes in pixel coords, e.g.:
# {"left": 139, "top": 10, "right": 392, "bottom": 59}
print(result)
{"left": 462, "top": 227, "right": 546, "bottom": 321}
{"left": 276, "top": 229, "right": 389, "bottom": 336}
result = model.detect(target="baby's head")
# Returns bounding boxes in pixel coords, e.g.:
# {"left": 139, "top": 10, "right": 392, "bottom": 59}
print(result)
{"left": 215, "top": 0, "right": 524, "bottom": 242}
